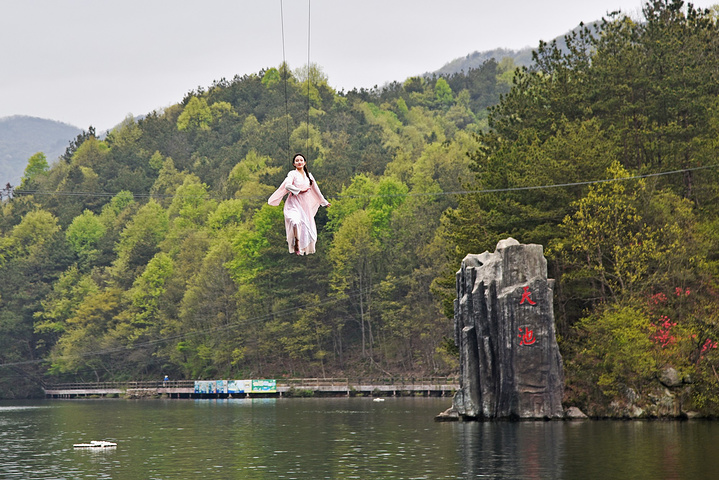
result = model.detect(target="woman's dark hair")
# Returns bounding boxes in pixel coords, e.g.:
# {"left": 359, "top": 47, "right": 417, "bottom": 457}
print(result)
{"left": 293, "top": 153, "right": 313, "bottom": 185}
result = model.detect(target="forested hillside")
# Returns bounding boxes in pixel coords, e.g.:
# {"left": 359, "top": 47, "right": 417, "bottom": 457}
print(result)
{"left": 2, "top": 0, "right": 719, "bottom": 416}
{"left": 0, "top": 46, "right": 512, "bottom": 395}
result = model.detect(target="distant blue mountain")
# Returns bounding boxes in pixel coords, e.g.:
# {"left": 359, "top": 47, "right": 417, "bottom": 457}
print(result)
{"left": 0, "top": 116, "right": 82, "bottom": 186}
{"left": 434, "top": 47, "right": 535, "bottom": 75}
{"left": 432, "top": 21, "right": 600, "bottom": 75}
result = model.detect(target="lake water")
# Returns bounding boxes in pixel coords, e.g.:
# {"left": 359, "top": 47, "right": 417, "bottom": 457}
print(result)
{"left": 0, "top": 397, "right": 717, "bottom": 479}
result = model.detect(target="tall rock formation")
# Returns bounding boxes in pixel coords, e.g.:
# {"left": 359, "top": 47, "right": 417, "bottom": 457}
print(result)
{"left": 453, "top": 238, "right": 564, "bottom": 419}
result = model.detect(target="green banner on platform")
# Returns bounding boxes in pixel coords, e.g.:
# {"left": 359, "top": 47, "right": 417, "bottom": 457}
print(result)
{"left": 251, "top": 379, "right": 277, "bottom": 393}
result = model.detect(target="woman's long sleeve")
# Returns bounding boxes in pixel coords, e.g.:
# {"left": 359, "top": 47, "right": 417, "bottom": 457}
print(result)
{"left": 284, "top": 181, "right": 301, "bottom": 195}
{"left": 310, "top": 175, "right": 329, "bottom": 206}
{"left": 268, "top": 172, "right": 298, "bottom": 206}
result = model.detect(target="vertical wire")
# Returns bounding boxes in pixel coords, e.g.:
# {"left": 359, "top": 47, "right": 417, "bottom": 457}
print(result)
{"left": 280, "top": 0, "right": 290, "bottom": 159}
{"left": 306, "top": 0, "right": 311, "bottom": 156}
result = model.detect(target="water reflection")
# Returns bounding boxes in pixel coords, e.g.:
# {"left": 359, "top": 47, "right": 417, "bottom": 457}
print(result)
{"left": 453, "top": 419, "right": 719, "bottom": 480}
{"left": 454, "top": 421, "right": 564, "bottom": 479}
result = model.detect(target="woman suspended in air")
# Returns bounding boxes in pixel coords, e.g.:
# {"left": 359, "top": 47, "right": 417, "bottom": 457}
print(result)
{"left": 268, "top": 153, "right": 330, "bottom": 255}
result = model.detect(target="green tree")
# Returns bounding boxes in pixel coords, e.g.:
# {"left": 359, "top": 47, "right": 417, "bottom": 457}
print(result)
{"left": 227, "top": 150, "right": 281, "bottom": 215}
{"left": 150, "top": 156, "right": 186, "bottom": 205}
{"left": 166, "top": 176, "right": 217, "bottom": 229}
{"left": 329, "top": 210, "right": 380, "bottom": 358}
{"left": 568, "top": 305, "right": 657, "bottom": 403}
{"left": 123, "top": 252, "right": 174, "bottom": 340}
{"left": 60, "top": 127, "right": 96, "bottom": 163}
{"left": 49, "top": 288, "right": 124, "bottom": 380}
{"left": 264, "top": 294, "right": 330, "bottom": 376}
{"left": 34, "top": 266, "right": 98, "bottom": 340}
{"left": 551, "top": 162, "right": 661, "bottom": 304}
{"left": 66, "top": 210, "right": 106, "bottom": 266}
{"left": 0, "top": 209, "right": 60, "bottom": 261}
{"left": 175, "top": 241, "right": 241, "bottom": 378}
{"left": 434, "top": 78, "right": 453, "bottom": 107}
{"left": 111, "top": 200, "right": 169, "bottom": 286}
{"left": 177, "top": 97, "right": 213, "bottom": 132}
{"left": 262, "top": 67, "right": 281, "bottom": 88}
{"left": 20, "top": 152, "right": 49, "bottom": 188}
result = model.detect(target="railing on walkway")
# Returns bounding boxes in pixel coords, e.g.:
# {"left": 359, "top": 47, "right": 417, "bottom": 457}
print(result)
{"left": 43, "top": 377, "right": 459, "bottom": 398}
{"left": 44, "top": 380, "right": 196, "bottom": 390}
{"left": 280, "top": 377, "right": 459, "bottom": 387}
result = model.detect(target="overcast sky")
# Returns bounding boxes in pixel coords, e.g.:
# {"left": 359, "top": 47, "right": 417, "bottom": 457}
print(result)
{"left": 1, "top": 0, "right": 716, "bottom": 131}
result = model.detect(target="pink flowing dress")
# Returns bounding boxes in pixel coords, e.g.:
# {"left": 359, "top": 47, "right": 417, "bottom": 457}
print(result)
{"left": 267, "top": 170, "right": 329, "bottom": 255}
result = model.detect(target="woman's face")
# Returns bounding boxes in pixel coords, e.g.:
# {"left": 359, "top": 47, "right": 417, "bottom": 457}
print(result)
{"left": 293, "top": 155, "right": 306, "bottom": 168}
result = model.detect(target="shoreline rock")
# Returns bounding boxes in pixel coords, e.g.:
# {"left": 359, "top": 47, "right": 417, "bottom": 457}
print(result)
{"left": 451, "top": 238, "right": 564, "bottom": 420}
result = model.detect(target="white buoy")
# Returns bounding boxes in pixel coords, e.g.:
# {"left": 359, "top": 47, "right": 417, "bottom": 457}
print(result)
{"left": 73, "top": 440, "right": 117, "bottom": 448}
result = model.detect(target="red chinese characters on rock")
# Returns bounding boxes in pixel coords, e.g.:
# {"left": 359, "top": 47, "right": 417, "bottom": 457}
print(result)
{"left": 519, "top": 286, "right": 536, "bottom": 305}
{"left": 518, "top": 327, "right": 536, "bottom": 346}
{"left": 518, "top": 286, "right": 538, "bottom": 345}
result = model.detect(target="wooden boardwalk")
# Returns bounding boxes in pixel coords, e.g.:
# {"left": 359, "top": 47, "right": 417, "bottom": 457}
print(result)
{"left": 43, "top": 377, "right": 459, "bottom": 399}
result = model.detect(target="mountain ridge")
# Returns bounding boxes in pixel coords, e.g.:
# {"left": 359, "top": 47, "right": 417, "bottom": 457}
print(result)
{"left": 0, "top": 115, "right": 82, "bottom": 186}
{"left": 430, "top": 21, "right": 600, "bottom": 76}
